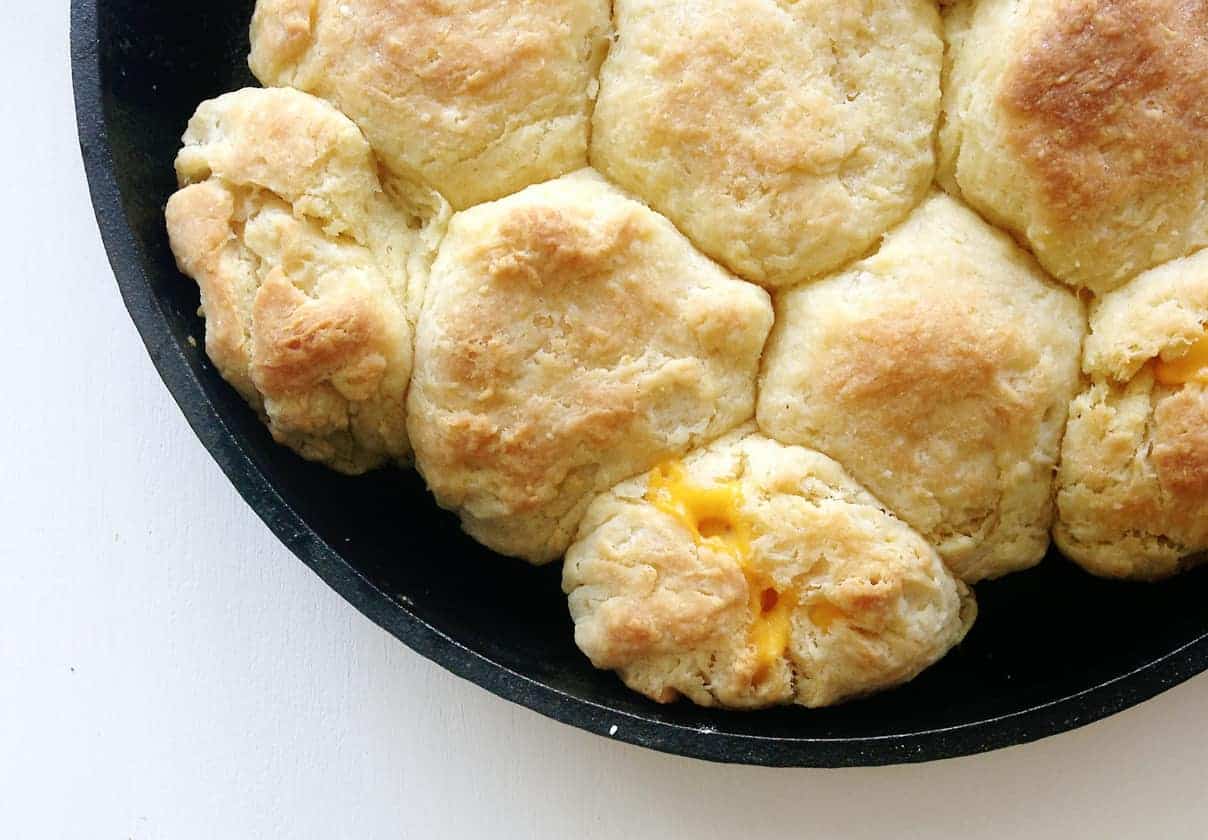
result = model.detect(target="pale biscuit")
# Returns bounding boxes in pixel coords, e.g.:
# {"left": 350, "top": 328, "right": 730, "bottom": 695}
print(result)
{"left": 939, "top": 0, "right": 1208, "bottom": 293}
{"left": 563, "top": 426, "right": 976, "bottom": 710}
{"left": 249, "top": 0, "right": 611, "bottom": 210}
{"left": 166, "top": 87, "right": 446, "bottom": 473}
{"left": 758, "top": 193, "right": 1085, "bottom": 583}
{"left": 408, "top": 170, "right": 774, "bottom": 563}
{"left": 1055, "top": 249, "right": 1208, "bottom": 579}
{"left": 590, "top": 0, "right": 942, "bottom": 288}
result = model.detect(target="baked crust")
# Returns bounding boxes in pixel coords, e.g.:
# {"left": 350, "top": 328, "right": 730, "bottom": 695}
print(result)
{"left": 591, "top": 0, "right": 942, "bottom": 288}
{"left": 1056, "top": 250, "right": 1208, "bottom": 579}
{"left": 563, "top": 427, "right": 976, "bottom": 709}
{"left": 940, "top": 0, "right": 1208, "bottom": 293}
{"left": 758, "top": 193, "right": 1085, "bottom": 582}
{"left": 166, "top": 87, "right": 447, "bottom": 473}
{"left": 408, "top": 171, "right": 773, "bottom": 562}
{"left": 155, "top": 0, "right": 1208, "bottom": 712}
{"left": 249, "top": 0, "right": 611, "bottom": 210}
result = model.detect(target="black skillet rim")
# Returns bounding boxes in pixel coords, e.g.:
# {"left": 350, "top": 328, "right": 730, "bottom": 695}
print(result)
{"left": 68, "top": 0, "right": 1208, "bottom": 767}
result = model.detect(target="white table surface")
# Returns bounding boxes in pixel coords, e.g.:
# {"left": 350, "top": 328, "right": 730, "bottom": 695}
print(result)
{"left": 5, "top": 6, "right": 1208, "bottom": 839}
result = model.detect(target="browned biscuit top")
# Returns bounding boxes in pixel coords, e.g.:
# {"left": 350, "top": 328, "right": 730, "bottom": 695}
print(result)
{"left": 1004, "top": 0, "right": 1208, "bottom": 215}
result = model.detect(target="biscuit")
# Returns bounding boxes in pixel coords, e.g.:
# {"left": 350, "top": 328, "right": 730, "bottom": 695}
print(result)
{"left": 758, "top": 193, "right": 1085, "bottom": 583}
{"left": 939, "top": 0, "right": 1208, "bottom": 293}
{"left": 249, "top": 0, "right": 611, "bottom": 210}
{"left": 590, "top": 0, "right": 942, "bottom": 288}
{"left": 562, "top": 426, "right": 976, "bottom": 709}
{"left": 407, "top": 170, "right": 774, "bottom": 563}
{"left": 166, "top": 87, "right": 446, "bottom": 473}
{"left": 1055, "top": 249, "right": 1208, "bottom": 579}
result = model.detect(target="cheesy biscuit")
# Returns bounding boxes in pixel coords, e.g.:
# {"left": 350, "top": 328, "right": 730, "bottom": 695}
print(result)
{"left": 563, "top": 427, "right": 976, "bottom": 709}
{"left": 1056, "top": 250, "right": 1208, "bottom": 579}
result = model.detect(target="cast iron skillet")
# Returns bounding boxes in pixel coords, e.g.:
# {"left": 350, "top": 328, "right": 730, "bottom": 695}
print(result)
{"left": 70, "top": 0, "right": 1208, "bottom": 767}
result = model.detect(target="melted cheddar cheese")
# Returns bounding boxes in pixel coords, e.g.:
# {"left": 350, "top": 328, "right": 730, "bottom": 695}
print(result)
{"left": 1154, "top": 333, "right": 1208, "bottom": 386}
{"left": 646, "top": 461, "right": 750, "bottom": 561}
{"left": 645, "top": 461, "right": 801, "bottom": 679}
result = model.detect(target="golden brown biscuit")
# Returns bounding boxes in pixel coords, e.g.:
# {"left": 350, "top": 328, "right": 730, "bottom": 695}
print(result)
{"left": 591, "top": 0, "right": 942, "bottom": 288}
{"left": 939, "top": 0, "right": 1208, "bottom": 293}
{"left": 249, "top": 0, "right": 611, "bottom": 210}
{"left": 758, "top": 193, "right": 1085, "bottom": 582}
{"left": 563, "top": 426, "right": 976, "bottom": 710}
{"left": 166, "top": 87, "right": 447, "bottom": 473}
{"left": 1055, "top": 249, "right": 1208, "bottom": 579}
{"left": 408, "top": 170, "right": 774, "bottom": 563}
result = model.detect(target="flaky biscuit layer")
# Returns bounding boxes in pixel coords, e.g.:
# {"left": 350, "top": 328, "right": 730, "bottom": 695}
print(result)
{"left": 250, "top": 0, "right": 611, "bottom": 210}
{"left": 1056, "top": 251, "right": 1208, "bottom": 579}
{"left": 759, "top": 193, "right": 1085, "bottom": 583}
{"left": 167, "top": 87, "right": 447, "bottom": 473}
{"left": 592, "top": 0, "right": 942, "bottom": 289}
{"left": 564, "top": 427, "right": 976, "bottom": 709}
{"left": 940, "top": 0, "right": 1208, "bottom": 293}
{"left": 408, "top": 171, "right": 773, "bottom": 563}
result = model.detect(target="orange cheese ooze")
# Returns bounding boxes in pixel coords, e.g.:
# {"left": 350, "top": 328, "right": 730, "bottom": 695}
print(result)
{"left": 645, "top": 461, "right": 750, "bottom": 561}
{"left": 750, "top": 587, "right": 794, "bottom": 669}
{"left": 1154, "top": 333, "right": 1208, "bottom": 386}
{"left": 645, "top": 462, "right": 798, "bottom": 679}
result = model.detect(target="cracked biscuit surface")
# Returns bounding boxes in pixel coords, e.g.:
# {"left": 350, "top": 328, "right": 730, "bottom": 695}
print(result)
{"left": 249, "top": 0, "right": 612, "bottom": 210}
{"left": 1056, "top": 249, "right": 1208, "bottom": 579}
{"left": 563, "top": 426, "right": 976, "bottom": 709}
{"left": 758, "top": 193, "right": 1084, "bottom": 583}
{"left": 407, "top": 170, "right": 774, "bottom": 563}
{"left": 940, "top": 0, "right": 1208, "bottom": 293}
{"left": 590, "top": 0, "right": 942, "bottom": 288}
{"left": 166, "top": 87, "right": 446, "bottom": 473}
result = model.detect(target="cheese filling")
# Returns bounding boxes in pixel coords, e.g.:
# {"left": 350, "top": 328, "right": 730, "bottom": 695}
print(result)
{"left": 1154, "top": 333, "right": 1208, "bottom": 386}
{"left": 645, "top": 461, "right": 799, "bottom": 677}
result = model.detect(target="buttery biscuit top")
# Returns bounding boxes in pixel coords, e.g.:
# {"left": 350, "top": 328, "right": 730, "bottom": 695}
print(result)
{"left": 159, "top": 0, "right": 1208, "bottom": 713}
{"left": 249, "top": 0, "right": 611, "bottom": 210}
{"left": 591, "top": 0, "right": 942, "bottom": 288}
{"left": 940, "top": 0, "right": 1208, "bottom": 293}
{"left": 167, "top": 87, "right": 446, "bottom": 473}
{"left": 407, "top": 171, "right": 773, "bottom": 563}
{"left": 758, "top": 193, "right": 1085, "bottom": 583}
